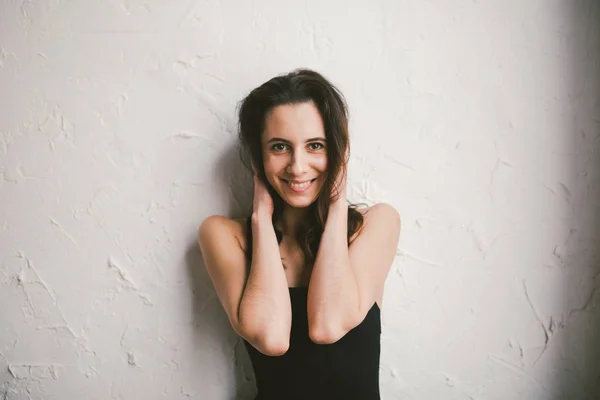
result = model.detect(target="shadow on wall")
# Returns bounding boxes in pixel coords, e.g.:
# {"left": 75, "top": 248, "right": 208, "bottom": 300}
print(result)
{"left": 557, "top": 1, "right": 600, "bottom": 399}
{"left": 185, "top": 139, "right": 257, "bottom": 400}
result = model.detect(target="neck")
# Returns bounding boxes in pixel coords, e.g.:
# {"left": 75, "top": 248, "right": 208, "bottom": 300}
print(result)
{"left": 279, "top": 204, "right": 311, "bottom": 239}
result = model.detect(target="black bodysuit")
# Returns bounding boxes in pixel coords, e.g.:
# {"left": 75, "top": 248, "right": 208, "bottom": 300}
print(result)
{"left": 242, "top": 286, "right": 381, "bottom": 400}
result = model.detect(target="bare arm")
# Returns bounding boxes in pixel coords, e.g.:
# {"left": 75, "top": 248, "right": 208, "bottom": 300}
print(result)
{"left": 238, "top": 212, "right": 291, "bottom": 355}
{"left": 308, "top": 202, "right": 400, "bottom": 344}
{"left": 307, "top": 200, "right": 359, "bottom": 343}
{"left": 198, "top": 215, "right": 291, "bottom": 356}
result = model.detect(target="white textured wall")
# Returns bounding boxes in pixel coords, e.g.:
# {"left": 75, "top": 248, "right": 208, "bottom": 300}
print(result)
{"left": 1, "top": 1, "right": 599, "bottom": 399}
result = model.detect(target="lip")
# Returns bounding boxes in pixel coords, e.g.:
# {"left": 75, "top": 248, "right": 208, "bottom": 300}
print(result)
{"left": 282, "top": 178, "right": 316, "bottom": 193}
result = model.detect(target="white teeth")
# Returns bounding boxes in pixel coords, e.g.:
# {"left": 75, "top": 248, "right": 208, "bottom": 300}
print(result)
{"left": 287, "top": 180, "right": 311, "bottom": 188}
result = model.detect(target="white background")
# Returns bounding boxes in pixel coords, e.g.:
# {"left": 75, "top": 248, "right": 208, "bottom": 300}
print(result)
{"left": 1, "top": 1, "right": 599, "bottom": 399}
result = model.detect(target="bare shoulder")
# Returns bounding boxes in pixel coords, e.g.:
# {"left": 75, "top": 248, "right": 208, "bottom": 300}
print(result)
{"left": 350, "top": 203, "right": 400, "bottom": 242}
{"left": 198, "top": 215, "right": 248, "bottom": 252}
{"left": 365, "top": 203, "right": 400, "bottom": 223}
{"left": 197, "top": 215, "right": 251, "bottom": 336}
{"left": 366, "top": 203, "right": 401, "bottom": 236}
{"left": 198, "top": 215, "right": 234, "bottom": 242}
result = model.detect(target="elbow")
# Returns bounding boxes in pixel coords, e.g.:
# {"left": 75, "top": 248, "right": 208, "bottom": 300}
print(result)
{"left": 309, "top": 313, "right": 360, "bottom": 344}
{"left": 236, "top": 305, "right": 291, "bottom": 356}
{"left": 309, "top": 324, "right": 346, "bottom": 345}
{"left": 252, "top": 333, "right": 290, "bottom": 356}
{"left": 260, "top": 337, "right": 290, "bottom": 356}
{"left": 237, "top": 324, "right": 290, "bottom": 356}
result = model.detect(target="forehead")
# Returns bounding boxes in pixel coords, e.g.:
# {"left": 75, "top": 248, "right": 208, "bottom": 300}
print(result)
{"left": 262, "top": 101, "right": 325, "bottom": 142}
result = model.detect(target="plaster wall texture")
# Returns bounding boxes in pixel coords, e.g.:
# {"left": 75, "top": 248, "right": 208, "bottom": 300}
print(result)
{"left": 1, "top": 1, "right": 599, "bottom": 399}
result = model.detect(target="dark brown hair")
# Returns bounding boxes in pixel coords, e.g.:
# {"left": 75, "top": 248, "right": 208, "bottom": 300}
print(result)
{"left": 238, "top": 68, "right": 366, "bottom": 264}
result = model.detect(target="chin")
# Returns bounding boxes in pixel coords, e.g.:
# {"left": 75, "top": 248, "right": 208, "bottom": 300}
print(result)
{"left": 284, "top": 198, "right": 317, "bottom": 209}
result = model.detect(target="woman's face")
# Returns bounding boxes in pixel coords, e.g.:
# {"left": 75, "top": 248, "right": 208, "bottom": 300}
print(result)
{"left": 261, "top": 101, "right": 328, "bottom": 209}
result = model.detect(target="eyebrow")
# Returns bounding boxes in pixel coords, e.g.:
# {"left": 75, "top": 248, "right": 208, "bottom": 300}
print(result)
{"left": 266, "top": 137, "right": 326, "bottom": 144}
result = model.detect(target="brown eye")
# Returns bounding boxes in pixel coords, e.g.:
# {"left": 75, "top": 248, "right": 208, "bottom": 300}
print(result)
{"left": 272, "top": 143, "right": 287, "bottom": 152}
{"left": 309, "top": 142, "right": 325, "bottom": 150}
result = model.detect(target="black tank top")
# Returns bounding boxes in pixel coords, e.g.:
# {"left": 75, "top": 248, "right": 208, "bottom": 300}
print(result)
{"left": 242, "top": 219, "right": 382, "bottom": 399}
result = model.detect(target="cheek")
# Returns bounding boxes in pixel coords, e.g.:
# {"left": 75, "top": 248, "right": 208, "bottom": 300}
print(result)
{"left": 262, "top": 156, "right": 282, "bottom": 183}
{"left": 315, "top": 156, "right": 327, "bottom": 173}
{"left": 262, "top": 153, "right": 275, "bottom": 171}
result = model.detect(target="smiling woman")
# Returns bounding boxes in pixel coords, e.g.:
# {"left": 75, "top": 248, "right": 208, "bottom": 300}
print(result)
{"left": 262, "top": 102, "right": 328, "bottom": 209}
{"left": 197, "top": 69, "right": 401, "bottom": 399}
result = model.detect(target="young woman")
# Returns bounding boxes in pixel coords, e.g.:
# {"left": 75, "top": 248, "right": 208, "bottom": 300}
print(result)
{"left": 198, "top": 69, "right": 401, "bottom": 399}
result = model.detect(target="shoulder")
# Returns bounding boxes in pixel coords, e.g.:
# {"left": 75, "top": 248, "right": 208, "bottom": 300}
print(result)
{"left": 350, "top": 203, "right": 400, "bottom": 242}
{"left": 352, "top": 202, "right": 399, "bottom": 219}
{"left": 197, "top": 215, "right": 248, "bottom": 253}
{"left": 365, "top": 203, "right": 401, "bottom": 235}
{"left": 364, "top": 203, "right": 400, "bottom": 223}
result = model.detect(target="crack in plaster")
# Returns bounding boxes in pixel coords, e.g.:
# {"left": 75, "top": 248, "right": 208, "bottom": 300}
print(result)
{"left": 487, "top": 353, "right": 556, "bottom": 395}
{"left": 567, "top": 286, "right": 598, "bottom": 318}
{"left": 48, "top": 218, "right": 79, "bottom": 248}
{"left": 522, "top": 280, "right": 550, "bottom": 367}
{"left": 489, "top": 158, "right": 513, "bottom": 185}
{"left": 396, "top": 249, "right": 442, "bottom": 267}
{"left": 15, "top": 251, "right": 80, "bottom": 338}
{"left": 108, "top": 257, "right": 138, "bottom": 289}
{"left": 107, "top": 257, "right": 154, "bottom": 305}
{"left": 8, "top": 364, "right": 61, "bottom": 380}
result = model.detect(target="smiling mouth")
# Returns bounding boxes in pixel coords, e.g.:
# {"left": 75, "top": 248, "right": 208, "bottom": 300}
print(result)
{"left": 282, "top": 178, "right": 317, "bottom": 192}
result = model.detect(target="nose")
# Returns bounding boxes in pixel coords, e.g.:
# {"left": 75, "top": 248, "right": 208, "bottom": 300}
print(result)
{"left": 287, "top": 150, "right": 308, "bottom": 176}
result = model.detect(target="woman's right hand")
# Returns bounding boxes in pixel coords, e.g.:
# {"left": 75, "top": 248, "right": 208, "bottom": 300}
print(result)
{"left": 253, "top": 175, "right": 274, "bottom": 217}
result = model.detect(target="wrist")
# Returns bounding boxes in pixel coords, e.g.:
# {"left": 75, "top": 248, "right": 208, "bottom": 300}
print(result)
{"left": 331, "top": 185, "right": 347, "bottom": 207}
{"left": 252, "top": 212, "right": 273, "bottom": 224}
{"left": 329, "top": 198, "right": 348, "bottom": 212}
